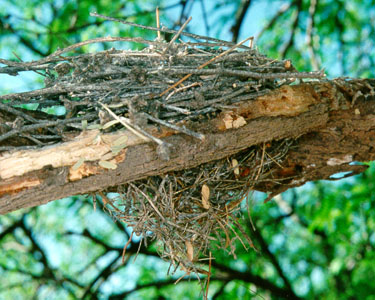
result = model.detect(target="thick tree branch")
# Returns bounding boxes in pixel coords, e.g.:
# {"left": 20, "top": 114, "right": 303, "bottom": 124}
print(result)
{"left": 1, "top": 79, "right": 375, "bottom": 214}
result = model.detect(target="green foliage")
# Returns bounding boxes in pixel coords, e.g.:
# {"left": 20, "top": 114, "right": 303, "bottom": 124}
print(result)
{"left": 255, "top": 0, "right": 375, "bottom": 78}
{"left": 1, "top": 0, "right": 375, "bottom": 298}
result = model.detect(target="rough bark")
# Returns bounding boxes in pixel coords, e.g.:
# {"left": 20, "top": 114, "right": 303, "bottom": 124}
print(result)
{"left": 1, "top": 79, "right": 374, "bottom": 214}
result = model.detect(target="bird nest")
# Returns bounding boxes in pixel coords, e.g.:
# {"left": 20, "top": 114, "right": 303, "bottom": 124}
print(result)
{"left": 0, "top": 13, "right": 323, "bottom": 277}
{"left": 102, "top": 138, "right": 293, "bottom": 276}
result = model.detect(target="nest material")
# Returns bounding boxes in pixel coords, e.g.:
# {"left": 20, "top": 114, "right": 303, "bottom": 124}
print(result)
{"left": 102, "top": 139, "right": 293, "bottom": 274}
{"left": 0, "top": 30, "right": 322, "bottom": 152}
{"left": 0, "top": 15, "right": 324, "bottom": 274}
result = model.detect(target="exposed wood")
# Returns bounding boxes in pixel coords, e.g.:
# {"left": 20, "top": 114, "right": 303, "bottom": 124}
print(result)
{"left": 1, "top": 80, "right": 374, "bottom": 214}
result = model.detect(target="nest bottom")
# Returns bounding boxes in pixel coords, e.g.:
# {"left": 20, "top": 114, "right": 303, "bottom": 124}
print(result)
{"left": 100, "top": 139, "right": 293, "bottom": 274}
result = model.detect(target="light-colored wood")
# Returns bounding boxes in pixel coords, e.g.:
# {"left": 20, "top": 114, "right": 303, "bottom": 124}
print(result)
{"left": 1, "top": 81, "right": 374, "bottom": 214}
{"left": 0, "top": 129, "right": 144, "bottom": 180}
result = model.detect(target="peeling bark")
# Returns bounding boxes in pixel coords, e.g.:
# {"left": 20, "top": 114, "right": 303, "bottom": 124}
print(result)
{"left": 1, "top": 79, "right": 374, "bottom": 214}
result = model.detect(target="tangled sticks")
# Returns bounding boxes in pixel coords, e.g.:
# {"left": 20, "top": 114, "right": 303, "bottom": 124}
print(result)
{"left": 0, "top": 14, "right": 324, "bottom": 275}
{"left": 103, "top": 139, "right": 294, "bottom": 276}
{"left": 0, "top": 13, "right": 322, "bottom": 153}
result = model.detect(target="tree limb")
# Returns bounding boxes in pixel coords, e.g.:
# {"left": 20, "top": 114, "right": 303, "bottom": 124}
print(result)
{"left": 1, "top": 79, "right": 375, "bottom": 214}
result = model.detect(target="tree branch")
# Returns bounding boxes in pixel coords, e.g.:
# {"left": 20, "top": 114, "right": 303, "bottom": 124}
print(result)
{"left": 251, "top": 221, "right": 297, "bottom": 297}
{"left": 231, "top": 0, "right": 252, "bottom": 43}
{"left": 210, "top": 261, "right": 301, "bottom": 299}
{"left": 1, "top": 79, "right": 375, "bottom": 214}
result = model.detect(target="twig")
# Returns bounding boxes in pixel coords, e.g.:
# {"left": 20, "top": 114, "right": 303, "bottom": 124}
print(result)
{"left": 161, "top": 67, "right": 324, "bottom": 79}
{"left": 159, "top": 36, "right": 254, "bottom": 97}
{"left": 156, "top": 7, "right": 161, "bottom": 40}
{"left": 256, "top": 2, "right": 292, "bottom": 41}
{"left": 2, "top": 37, "right": 164, "bottom": 68}
{"left": 280, "top": 1, "right": 302, "bottom": 58}
{"left": 255, "top": 143, "right": 266, "bottom": 181}
{"left": 98, "top": 102, "right": 151, "bottom": 143}
{"left": 165, "top": 82, "right": 201, "bottom": 101}
{"left": 145, "top": 113, "right": 205, "bottom": 141}
{"left": 0, "top": 114, "right": 95, "bottom": 143}
{"left": 162, "top": 17, "right": 192, "bottom": 55}
{"left": 90, "top": 12, "right": 250, "bottom": 49}
{"left": 231, "top": 0, "right": 252, "bottom": 42}
{"left": 122, "top": 232, "right": 134, "bottom": 263}
{"left": 306, "top": 0, "right": 319, "bottom": 70}
{"left": 205, "top": 251, "right": 212, "bottom": 300}
{"left": 199, "top": 0, "right": 210, "bottom": 36}
{"left": 160, "top": 102, "right": 192, "bottom": 115}
{"left": 0, "top": 102, "right": 41, "bottom": 123}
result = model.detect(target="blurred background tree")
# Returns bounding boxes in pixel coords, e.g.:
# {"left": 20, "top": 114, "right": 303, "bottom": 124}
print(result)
{"left": 0, "top": 0, "right": 374, "bottom": 299}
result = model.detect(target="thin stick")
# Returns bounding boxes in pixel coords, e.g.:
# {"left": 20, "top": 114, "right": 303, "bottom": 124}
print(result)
{"left": 161, "top": 66, "right": 324, "bottom": 79}
{"left": 92, "top": 93, "right": 164, "bottom": 146}
{"left": 199, "top": 36, "right": 253, "bottom": 68}
{"left": 98, "top": 191, "right": 123, "bottom": 214}
{"left": 143, "top": 193, "right": 166, "bottom": 222}
{"left": 161, "top": 103, "right": 191, "bottom": 115}
{"left": 90, "top": 12, "right": 249, "bottom": 49}
{"left": 162, "top": 17, "right": 192, "bottom": 55}
{"left": 165, "top": 82, "right": 201, "bottom": 101}
{"left": 255, "top": 143, "right": 266, "bottom": 181}
{"left": 246, "top": 191, "right": 257, "bottom": 232}
{"left": 12, "top": 51, "right": 45, "bottom": 77}
{"left": 265, "top": 151, "right": 283, "bottom": 168}
{"left": 159, "top": 36, "right": 254, "bottom": 97}
{"left": 156, "top": 7, "right": 161, "bottom": 40}
{"left": 3, "top": 37, "right": 164, "bottom": 68}
{"left": 255, "top": 2, "right": 292, "bottom": 42}
{"left": 249, "top": 37, "right": 254, "bottom": 48}
{"left": 205, "top": 251, "right": 212, "bottom": 300}
{"left": 122, "top": 232, "right": 134, "bottom": 263}
{"left": 0, "top": 114, "right": 96, "bottom": 143}
{"left": 145, "top": 113, "right": 205, "bottom": 140}
{"left": 174, "top": 273, "right": 189, "bottom": 285}
{"left": 98, "top": 102, "right": 151, "bottom": 142}
{"left": 133, "top": 238, "right": 143, "bottom": 262}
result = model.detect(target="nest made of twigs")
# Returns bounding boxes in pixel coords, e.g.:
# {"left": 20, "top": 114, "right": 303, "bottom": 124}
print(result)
{"left": 0, "top": 22, "right": 322, "bottom": 152}
{"left": 100, "top": 138, "right": 294, "bottom": 275}
{"left": 0, "top": 13, "right": 323, "bottom": 276}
